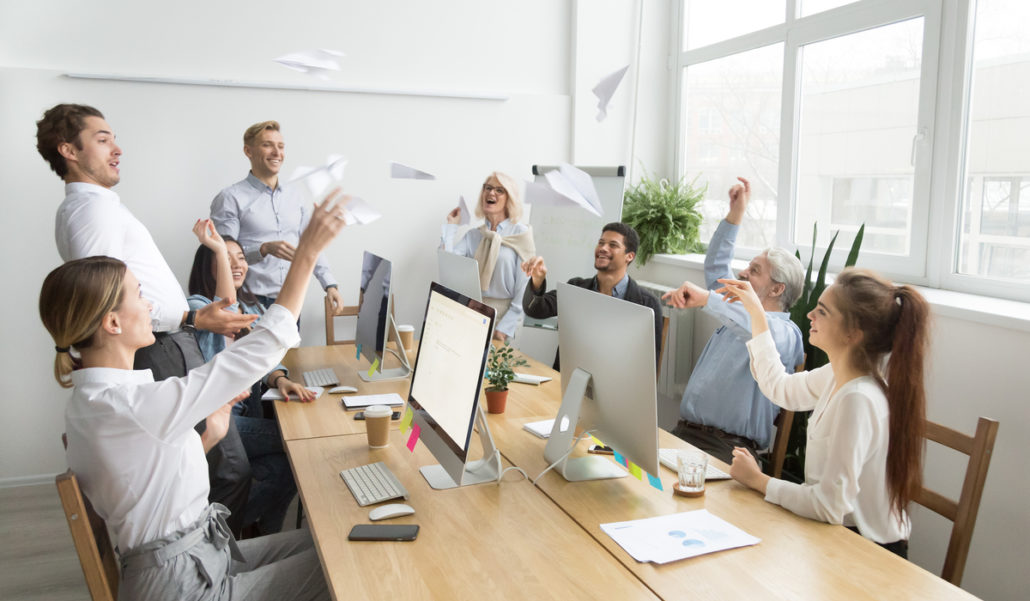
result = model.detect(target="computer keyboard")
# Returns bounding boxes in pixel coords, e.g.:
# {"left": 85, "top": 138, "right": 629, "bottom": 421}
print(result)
{"left": 302, "top": 367, "right": 339, "bottom": 388}
{"left": 658, "top": 448, "right": 732, "bottom": 480}
{"left": 339, "top": 461, "right": 409, "bottom": 507}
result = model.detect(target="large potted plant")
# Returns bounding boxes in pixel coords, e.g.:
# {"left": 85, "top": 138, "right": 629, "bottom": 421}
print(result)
{"left": 780, "top": 222, "right": 865, "bottom": 482}
{"left": 483, "top": 341, "right": 528, "bottom": 414}
{"left": 621, "top": 172, "right": 707, "bottom": 265}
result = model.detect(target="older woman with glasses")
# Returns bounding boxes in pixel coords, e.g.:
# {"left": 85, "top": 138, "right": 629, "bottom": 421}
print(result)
{"left": 441, "top": 171, "right": 535, "bottom": 341}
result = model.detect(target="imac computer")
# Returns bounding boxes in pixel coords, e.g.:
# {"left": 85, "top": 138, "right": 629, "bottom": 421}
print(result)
{"left": 544, "top": 282, "right": 660, "bottom": 481}
{"left": 408, "top": 282, "right": 501, "bottom": 489}
{"left": 437, "top": 250, "right": 483, "bottom": 302}
{"left": 356, "top": 251, "right": 411, "bottom": 382}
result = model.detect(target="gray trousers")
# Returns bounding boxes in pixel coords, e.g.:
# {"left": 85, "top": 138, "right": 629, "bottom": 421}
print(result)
{"left": 670, "top": 419, "right": 760, "bottom": 465}
{"left": 134, "top": 330, "right": 252, "bottom": 534}
{"left": 118, "top": 504, "right": 329, "bottom": 601}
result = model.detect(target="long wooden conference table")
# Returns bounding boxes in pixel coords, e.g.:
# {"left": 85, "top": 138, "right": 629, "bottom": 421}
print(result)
{"left": 277, "top": 343, "right": 979, "bottom": 601}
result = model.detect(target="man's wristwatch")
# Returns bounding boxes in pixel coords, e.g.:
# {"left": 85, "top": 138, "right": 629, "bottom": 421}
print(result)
{"left": 183, "top": 310, "right": 198, "bottom": 331}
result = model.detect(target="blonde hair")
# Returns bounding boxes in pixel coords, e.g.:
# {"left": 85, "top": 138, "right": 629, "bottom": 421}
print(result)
{"left": 475, "top": 171, "right": 524, "bottom": 224}
{"left": 243, "top": 120, "right": 281, "bottom": 147}
{"left": 39, "top": 257, "right": 127, "bottom": 388}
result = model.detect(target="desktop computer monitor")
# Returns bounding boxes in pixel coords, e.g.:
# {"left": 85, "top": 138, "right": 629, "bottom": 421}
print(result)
{"left": 356, "top": 251, "right": 411, "bottom": 382}
{"left": 408, "top": 282, "right": 501, "bottom": 489}
{"left": 437, "top": 250, "right": 483, "bottom": 302}
{"left": 544, "top": 282, "right": 660, "bottom": 480}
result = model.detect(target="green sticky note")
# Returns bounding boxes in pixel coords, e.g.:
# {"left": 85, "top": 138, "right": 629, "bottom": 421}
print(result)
{"left": 589, "top": 435, "right": 604, "bottom": 447}
{"left": 367, "top": 357, "right": 379, "bottom": 377}
{"left": 399, "top": 406, "right": 413, "bottom": 433}
{"left": 628, "top": 462, "right": 643, "bottom": 480}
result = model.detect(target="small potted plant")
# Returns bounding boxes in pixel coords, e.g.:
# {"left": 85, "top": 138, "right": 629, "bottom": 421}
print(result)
{"left": 483, "top": 341, "right": 528, "bottom": 414}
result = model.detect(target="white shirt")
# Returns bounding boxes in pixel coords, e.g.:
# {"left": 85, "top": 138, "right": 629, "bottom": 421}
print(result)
{"left": 64, "top": 304, "right": 300, "bottom": 552}
{"left": 746, "top": 330, "right": 910, "bottom": 544}
{"left": 55, "top": 183, "right": 188, "bottom": 332}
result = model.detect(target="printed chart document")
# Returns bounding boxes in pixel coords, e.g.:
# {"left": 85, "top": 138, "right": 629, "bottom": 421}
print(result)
{"left": 512, "top": 372, "right": 552, "bottom": 386}
{"left": 592, "top": 64, "right": 629, "bottom": 122}
{"left": 272, "top": 48, "right": 344, "bottom": 80}
{"left": 601, "top": 510, "right": 760, "bottom": 564}
{"left": 263, "top": 386, "right": 323, "bottom": 401}
{"left": 390, "top": 162, "right": 436, "bottom": 180}
{"left": 524, "top": 164, "right": 603, "bottom": 217}
{"left": 522, "top": 416, "right": 569, "bottom": 439}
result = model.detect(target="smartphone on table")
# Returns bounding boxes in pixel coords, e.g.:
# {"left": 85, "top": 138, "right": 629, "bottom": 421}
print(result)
{"left": 348, "top": 524, "right": 419, "bottom": 541}
{"left": 354, "top": 411, "right": 401, "bottom": 420}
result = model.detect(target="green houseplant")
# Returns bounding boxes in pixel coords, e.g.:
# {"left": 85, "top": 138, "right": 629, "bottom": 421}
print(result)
{"left": 780, "top": 222, "right": 865, "bottom": 482}
{"left": 484, "top": 341, "right": 528, "bottom": 414}
{"left": 622, "top": 172, "right": 707, "bottom": 265}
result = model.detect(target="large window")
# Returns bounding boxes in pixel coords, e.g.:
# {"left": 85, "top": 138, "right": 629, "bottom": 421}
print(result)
{"left": 676, "top": 0, "right": 1030, "bottom": 300}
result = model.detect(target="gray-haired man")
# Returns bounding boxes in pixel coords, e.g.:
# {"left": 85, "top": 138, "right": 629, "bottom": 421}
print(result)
{"left": 662, "top": 177, "right": 805, "bottom": 465}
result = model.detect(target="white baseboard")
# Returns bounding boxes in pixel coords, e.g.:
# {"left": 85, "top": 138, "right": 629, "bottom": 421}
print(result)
{"left": 0, "top": 473, "right": 60, "bottom": 488}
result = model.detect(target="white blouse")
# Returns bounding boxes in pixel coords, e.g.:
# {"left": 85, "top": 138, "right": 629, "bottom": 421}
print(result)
{"left": 745, "top": 330, "right": 910, "bottom": 543}
{"left": 64, "top": 304, "right": 300, "bottom": 553}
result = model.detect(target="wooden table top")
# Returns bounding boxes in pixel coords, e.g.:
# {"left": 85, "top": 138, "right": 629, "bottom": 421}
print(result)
{"left": 286, "top": 430, "right": 659, "bottom": 601}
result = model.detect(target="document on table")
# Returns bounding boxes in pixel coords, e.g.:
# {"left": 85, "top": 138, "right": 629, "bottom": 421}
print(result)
{"left": 341, "top": 392, "right": 405, "bottom": 409}
{"left": 512, "top": 372, "right": 552, "bottom": 386}
{"left": 522, "top": 416, "right": 569, "bottom": 439}
{"left": 262, "top": 386, "right": 323, "bottom": 401}
{"left": 601, "top": 510, "right": 760, "bottom": 564}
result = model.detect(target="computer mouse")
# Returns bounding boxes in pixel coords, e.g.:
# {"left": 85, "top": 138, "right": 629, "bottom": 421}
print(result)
{"left": 369, "top": 503, "right": 415, "bottom": 521}
{"left": 329, "top": 385, "right": 358, "bottom": 394}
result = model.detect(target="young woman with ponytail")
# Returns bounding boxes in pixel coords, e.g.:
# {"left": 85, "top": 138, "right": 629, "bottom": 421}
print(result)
{"left": 718, "top": 267, "right": 929, "bottom": 557}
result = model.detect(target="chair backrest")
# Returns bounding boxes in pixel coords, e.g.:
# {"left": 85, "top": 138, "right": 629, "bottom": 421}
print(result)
{"left": 324, "top": 294, "right": 360, "bottom": 346}
{"left": 913, "top": 416, "right": 999, "bottom": 586}
{"left": 767, "top": 409, "right": 795, "bottom": 479}
{"left": 657, "top": 315, "right": 670, "bottom": 378}
{"left": 55, "top": 470, "right": 119, "bottom": 601}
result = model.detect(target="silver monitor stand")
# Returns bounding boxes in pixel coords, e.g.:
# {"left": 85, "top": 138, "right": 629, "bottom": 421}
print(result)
{"left": 543, "top": 368, "right": 626, "bottom": 481}
{"left": 420, "top": 404, "right": 502, "bottom": 489}
{"left": 358, "top": 314, "right": 412, "bottom": 382}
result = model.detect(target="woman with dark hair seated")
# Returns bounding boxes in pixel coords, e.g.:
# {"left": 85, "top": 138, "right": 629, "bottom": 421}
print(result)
{"left": 187, "top": 219, "right": 313, "bottom": 535}
{"left": 41, "top": 193, "right": 346, "bottom": 600}
{"left": 719, "top": 267, "right": 929, "bottom": 558}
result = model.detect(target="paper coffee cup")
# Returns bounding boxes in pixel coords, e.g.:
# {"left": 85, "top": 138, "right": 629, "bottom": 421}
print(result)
{"left": 365, "top": 404, "right": 392, "bottom": 448}
{"left": 397, "top": 324, "right": 415, "bottom": 351}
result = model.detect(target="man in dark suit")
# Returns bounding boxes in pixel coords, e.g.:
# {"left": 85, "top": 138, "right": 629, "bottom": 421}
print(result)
{"left": 522, "top": 222, "right": 663, "bottom": 370}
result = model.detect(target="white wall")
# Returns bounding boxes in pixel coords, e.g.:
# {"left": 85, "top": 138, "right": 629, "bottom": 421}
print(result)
{"left": 633, "top": 256, "right": 1030, "bottom": 601}
{"left": 0, "top": 0, "right": 576, "bottom": 481}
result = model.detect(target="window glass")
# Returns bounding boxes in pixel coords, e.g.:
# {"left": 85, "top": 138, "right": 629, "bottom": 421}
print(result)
{"left": 683, "top": 44, "right": 783, "bottom": 249}
{"left": 799, "top": 0, "right": 859, "bottom": 18}
{"left": 956, "top": 0, "right": 1030, "bottom": 282}
{"left": 793, "top": 18, "right": 924, "bottom": 255}
{"left": 683, "top": 1, "right": 785, "bottom": 50}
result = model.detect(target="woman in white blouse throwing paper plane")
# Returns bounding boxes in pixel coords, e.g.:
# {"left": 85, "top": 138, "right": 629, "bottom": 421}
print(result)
{"left": 716, "top": 268, "right": 929, "bottom": 558}
{"left": 40, "top": 192, "right": 349, "bottom": 600}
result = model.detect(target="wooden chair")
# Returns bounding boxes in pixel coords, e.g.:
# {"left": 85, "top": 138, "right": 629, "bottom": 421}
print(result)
{"left": 914, "top": 416, "right": 999, "bottom": 586}
{"left": 56, "top": 470, "right": 118, "bottom": 601}
{"left": 767, "top": 409, "right": 795, "bottom": 479}
{"left": 324, "top": 294, "right": 360, "bottom": 345}
{"left": 657, "top": 315, "right": 670, "bottom": 378}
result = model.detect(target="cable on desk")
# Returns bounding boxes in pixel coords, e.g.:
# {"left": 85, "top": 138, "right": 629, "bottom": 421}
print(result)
{"left": 498, "top": 466, "right": 529, "bottom": 482}
{"left": 531, "top": 429, "right": 594, "bottom": 486}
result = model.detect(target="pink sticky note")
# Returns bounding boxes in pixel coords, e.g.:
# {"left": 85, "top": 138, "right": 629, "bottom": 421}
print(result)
{"left": 406, "top": 423, "right": 421, "bottom": 452}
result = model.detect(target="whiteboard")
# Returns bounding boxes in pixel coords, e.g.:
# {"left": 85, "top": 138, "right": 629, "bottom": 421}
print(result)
{"left": 525, "top": 165, "right": 626, "bottom": 329}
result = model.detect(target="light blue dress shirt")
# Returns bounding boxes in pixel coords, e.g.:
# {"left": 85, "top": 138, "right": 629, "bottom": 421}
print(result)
{"left": 441, "top": 220, "right": 531, "bottom": 337}
{"left": 186, "top": 295, "right": 287, "bottom": 378}
{"left": 610, "top": 273, "right": 630, "bottom": 299}
{"left": 210, "top": 173, "right": 337, "bottom": 298}
{"left": 678, "top": 220, "right": 804, "bottom": 448}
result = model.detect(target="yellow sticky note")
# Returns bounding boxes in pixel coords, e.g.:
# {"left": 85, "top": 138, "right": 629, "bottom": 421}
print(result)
{"left": 399, "top": 406, "right": 413, "bottom": 433}
{"left": 589, "top": 435, "right": 604, "bottom": 447}
{"left": 367, "top": 357, "right": 380, "bottom": 377}
{"left": 628, "top": 462, "right": 643, "bottom": 480}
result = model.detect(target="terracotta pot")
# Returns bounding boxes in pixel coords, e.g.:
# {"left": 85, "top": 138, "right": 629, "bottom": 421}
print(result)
{"left": 485, "top": 389, "right": 508, "bottom": 414}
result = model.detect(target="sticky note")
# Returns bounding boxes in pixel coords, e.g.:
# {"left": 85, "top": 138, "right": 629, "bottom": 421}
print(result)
{"left": 367, "top": 357, "right": 379, "bottom": 377}
{"left": 613, "top": 451, "right": 627, "bottom": 467}
{"left": 399, "top": 406, "right": 413, "bottom": 433}
{"left": 647, "top": 472, "right": 664, "bottom": 491}
{"left": 629, "top": 462, "right": 643, "bottom": 480}
{"left": 406, "top": 423, "right": 420, "bottom": 452}
{"left": 589, "top": 435, "right": 604, "bottom": 447}
{"left": 355, "top": 343, "right": 362, "bottom": 359}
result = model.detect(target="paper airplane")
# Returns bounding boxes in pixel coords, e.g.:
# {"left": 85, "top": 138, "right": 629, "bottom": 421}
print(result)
{"left": 342, "top": 197, "right": 382, "bottom": 226}
{"left": 457, "top": 194, "right": 473, "bottom": 225}
{"left": 592, "top": 64, "right": 629, "bottom": 122}
{"left": 525, "top": 164, "right": 603, "bottom": 217}
{"left": 390, "top": 162, "right": 436, "bottom": 180}
{"left": 289, "top": 154, "right": 347, "bottom": 197}
{"left": 272, "top": 49, "right": 345, "bottom": 80}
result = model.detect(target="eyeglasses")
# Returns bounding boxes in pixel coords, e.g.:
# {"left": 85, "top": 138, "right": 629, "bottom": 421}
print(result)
{"left": 482, "top": 184, "right": 508, "bottom": 196}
